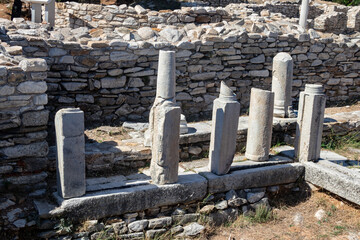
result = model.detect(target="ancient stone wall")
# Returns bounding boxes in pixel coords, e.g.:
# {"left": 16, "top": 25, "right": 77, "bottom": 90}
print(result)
{"left": 0, "top": 59, "right": 49, "bottom": 229}
{"left": 55, "top": 2, "right": 234, "bottom": 29}
{"left": 24, "top": 36, "right": 360, "bottom": 130}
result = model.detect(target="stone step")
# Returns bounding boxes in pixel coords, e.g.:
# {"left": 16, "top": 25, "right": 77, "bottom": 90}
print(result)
{"left": 48, "top": 161, "right": 304, "bottom": 221}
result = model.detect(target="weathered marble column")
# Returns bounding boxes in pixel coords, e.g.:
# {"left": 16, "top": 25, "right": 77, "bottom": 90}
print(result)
{"left": 245, "top": 88, "right": 274, "bottom": 161}
{"left": 272, "top": 52, "right": 296, "bottom": 118}
{"left": 180, "top": 114, "right": 188, "bottom": 134}
{"left": 299, "top": 0, "right": 310, "bottom": 29}
{"left": 55, "top": 108, "right": 86, "bottom": 198}
{"left": 294, "top": 84, "right": 326, "bottom": 162}
{"left": 209, "top": 82, "right": 240, "bottom": 175}
{"left": 149, "top": 50, "right": 181, "bottom": 184}
{"left": 45, "top": 0, "right": 55, "bottom": 27}
{"left": 31, "top": 3, "right": 42, "bottom": 23}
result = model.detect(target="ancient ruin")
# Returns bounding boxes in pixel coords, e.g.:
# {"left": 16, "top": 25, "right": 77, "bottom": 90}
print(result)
{"left": 295, "top": 84, "right": 326, "bottom": 162}
{"left": 0, "top": 0, "right": 360, "bottom": 238}
{"left": 209, "top": 81, "right": 240, "bottom": 175}
{"left": 245, "top": 88, "right": 274, "bottom": 161}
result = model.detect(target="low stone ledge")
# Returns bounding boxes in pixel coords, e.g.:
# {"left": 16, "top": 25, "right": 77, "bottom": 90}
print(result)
{"left": 51, "top": 172, "right": 208, "bottom": 220}
{"left": 304, "top": 160, "right": 360, "bottom": 205}
{"left": 199, "top": 163, "right": 305, "bottom": 194}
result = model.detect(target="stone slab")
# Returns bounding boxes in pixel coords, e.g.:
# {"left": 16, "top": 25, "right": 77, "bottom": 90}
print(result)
{"left": 199, "top": 163, "right": 304, "bottom": 193}
{"left": 52, "top": 172, "right": 207, "bottom": 220}
{"left": 304, "top": 161, "right": 360, "bottom": 205}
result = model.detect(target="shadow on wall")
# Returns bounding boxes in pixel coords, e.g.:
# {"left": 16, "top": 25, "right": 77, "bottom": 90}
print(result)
{"left": 69, "top": 14, "right": 96, "bottom": 29}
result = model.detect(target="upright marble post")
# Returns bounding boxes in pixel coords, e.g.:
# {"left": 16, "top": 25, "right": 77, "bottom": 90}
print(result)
{"left": 209, "top": 82, "right": 240, "bottom": 175}
{"left": 294, "top": 84, "right": 326, "bottom": 162}
{"left": 299, "top": 0, "right": 310, "bottom": 29}
{"left": 245, "top": 88, "right": 274, "bottom": 161}
{"left": 55, "top": 108, "right": 86, "bottom": 198}
{"left": 45, "top": 0, "right": 55, "bottom": 27}
{"left": 149, "top": 50, "right": 181, "bottom": 184}
{"left": 31, "top": 3, "right": 42, "bottom": 23}
{"left": 272, "top": 52, "right": 296, "bottom": 118}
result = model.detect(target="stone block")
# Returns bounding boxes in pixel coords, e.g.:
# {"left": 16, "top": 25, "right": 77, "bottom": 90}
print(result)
{"left": 19, "top": 58, "right": 47, "bottom": 72}
{"left": 150, "top": 100, "right": 181, "bottom": 184}
{"left": 304, "top": 161, "right": 360, "bottom": 205}
{"left": 200, "top": 163, "right": 304, "bottom": 193}
{"left": 17, "top": 81, "right": 47, "bottom": 94}
{"left": 55, "top": 108, "right": 85, "bottom": 198}
{"left": 0, "top": 141, "right": 48, "bottom": 159}
{"left": 101, "top": 76, "right": 126, "bottom": 89}
{"left": 53, "top": 173, "right": 207, "bottom": 220}
{"left": 55, "top": 108, "right": 84, "bottom": 137}
{"left": 22, "top": 110, "right": 49, "bottom": 127}
{"left": 209, "top": 82, "right": 240, "bottom": 175}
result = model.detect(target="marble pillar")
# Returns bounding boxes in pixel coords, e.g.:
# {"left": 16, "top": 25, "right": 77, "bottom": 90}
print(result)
{"left": 209, "top": 82, "right": 240, "bottom": 175}
{"left": 149, "top": 50, "right": 181, "bottom": 184}
{"left": 294, "top": 84, "right": 326, "bottom": 162}
{"left": 272, "top": 52, "right": 296, "bottom": 118}
{"left": 245, "top": 88, "right": 274, "bottom": 161}
{"left": 299, "top": 0, "right": 310, "bottom": 29}
{"left": 180, "top": 114, "right": 188, "bottom": 134}
{"left": 55, "top": 108, "right": 86, "bottom": 198}
{"left": 45, "top": 0, "right": 55, "bottom": 27}
{"left": 31, "top": 3, "right": 42, "bottom": 23}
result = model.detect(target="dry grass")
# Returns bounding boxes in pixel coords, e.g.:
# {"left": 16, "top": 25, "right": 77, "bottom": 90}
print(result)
{"left": 199, "top": 191, "right": 360, "bottom": 240}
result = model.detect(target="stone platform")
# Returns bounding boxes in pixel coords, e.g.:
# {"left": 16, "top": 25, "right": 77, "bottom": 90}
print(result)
{"left": 274, "top": 146, "right": 360, "bottom": 205}
{"left": 44, "top": 153, "right": 304, "bottom": 221}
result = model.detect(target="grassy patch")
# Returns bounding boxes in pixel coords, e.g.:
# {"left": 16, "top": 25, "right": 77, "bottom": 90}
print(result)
{"left": 322, "top": 132, "right": 360, "bottom": 150}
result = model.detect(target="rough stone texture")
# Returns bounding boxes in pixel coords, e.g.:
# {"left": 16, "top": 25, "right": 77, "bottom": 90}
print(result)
{"left": 271, "top": 52, "right": 295, "bottom": 118}
{"left": 19, "top": 58, "right": 47, "bottom": 72}
{"left": 304, "top": 160, "right": 360, "bottom": 205}
{"left": 200, "top": 163, "right": 304, "bottom": 193}
{"left": 53, "top": 173, "right": 208, "bottom": 220}
{"left": 22, "top": 110, "right": 49, "bottom": 127}
{"left": 295, "top": 84, "right": 326, "bottom": 162}
{"left": 55, "top": 108, "right": 86, "bottom": 198}
{"left": 150, "top": 99, "right": 181, "bottom": 184}
{"left": 209, "top": 81, "right": 240, "bottom": 175}
{"left": 155, "top": 50, "right": 176, "bottom": 100}
{"left": 245, "top": 88, "right": 274, "bottom": 161}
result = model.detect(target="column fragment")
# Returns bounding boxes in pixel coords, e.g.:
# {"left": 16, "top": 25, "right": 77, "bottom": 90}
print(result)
{"left": 149, "top": 50, "right": 181, "bottom": 184}
{"left": 245, "top": 88, "right": 274, "bottom": 161}
{"left": 209, "top": 81, "right": 240, "bottom": 175}
{"left": 295, "top": 84, "right": 326, "bottom": 162}
{"left": 55, "top": 108, "right": 85, "bottom": 198}
{"left": 272, "top": 52, "right": 295, "bottom": 118}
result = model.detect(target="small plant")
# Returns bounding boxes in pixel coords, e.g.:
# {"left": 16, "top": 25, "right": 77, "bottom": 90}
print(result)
{"left": 251, "top": 205, "right": 274, "bottom": 223}
{"left": 55, "top": 218, "right": 73, "bottom": 234}
{"left": 202, "top": 193, "right": 213, "bottom": 203}
{"left": 331, "top": 225, "right": 346, "bottom": 236}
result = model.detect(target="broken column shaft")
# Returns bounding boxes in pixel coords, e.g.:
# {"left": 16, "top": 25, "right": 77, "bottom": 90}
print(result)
{"left": 150, "top": 50, "right": 181, "bottom": 184}
{"left": 299, "top": 0, "right": 310, "bottom": 29}
{"left": 272, "top": 52, "right": 295, "bottom": 118}
{"left": 295, "top": 84, "right": 326, "bottom": 162}
{"left": 209, "top": 81, "right": 240, "bottom": 175}
{"left": 245, "top": 88, "right": 274, "bottom": 161}
{"left": 55, "top": 108, "right": 86, "bottom": 198}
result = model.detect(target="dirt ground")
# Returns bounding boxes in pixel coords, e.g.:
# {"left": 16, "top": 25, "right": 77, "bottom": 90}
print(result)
{"left": 325, "top": 101, "right": 360, "bottom": 114}
{"left": 200, "top": 190, "right": 360, "bottom": 240}
{"left": 0, "top": 3, "right": 11, "bottom": 20}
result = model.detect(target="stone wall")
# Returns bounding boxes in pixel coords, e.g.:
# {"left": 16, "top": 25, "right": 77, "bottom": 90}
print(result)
{"left": 54, "top": 2, "right": 355, "bottom": 31}
{"left": 0, "top": 59, "right": 49, "bottom": 229}
{"left": 55, "top": 2, "right": 234, "bottom": 29}
{"left": 31, "top": 36, "right": 360, "bottom": 130}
